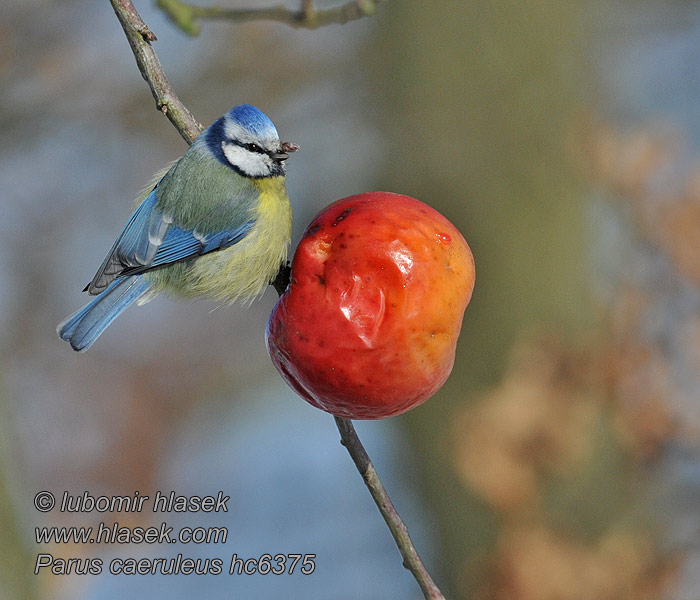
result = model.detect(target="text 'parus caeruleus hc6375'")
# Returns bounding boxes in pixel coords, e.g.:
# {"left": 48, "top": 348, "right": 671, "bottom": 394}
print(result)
{"left": 57, "top": 104, "right": 297, "bottom": 352}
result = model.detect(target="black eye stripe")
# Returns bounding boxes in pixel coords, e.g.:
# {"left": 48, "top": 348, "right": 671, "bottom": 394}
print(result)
{"left": 243, "top": 142, "right": 265, "bottom": 154}
{"left": 223, "top": 139, "right": 276, "bottom": 157}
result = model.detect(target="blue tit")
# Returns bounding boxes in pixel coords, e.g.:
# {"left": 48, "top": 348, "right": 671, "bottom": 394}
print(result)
{"left": 58, "top": 104, "right": 297, "bottom": 352}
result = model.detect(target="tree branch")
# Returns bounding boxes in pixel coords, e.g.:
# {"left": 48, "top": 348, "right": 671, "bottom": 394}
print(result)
{"left": 334, "top": 417, "right": 446, "bottom": 600}
{"left": 156, "top": 0, "right": 388, "bottom": 36}
{"left": 109, "top": 2, "right": 441, "bottom": 598}
{"left": 110, "top": 0, "right": 203, "bottom": 144}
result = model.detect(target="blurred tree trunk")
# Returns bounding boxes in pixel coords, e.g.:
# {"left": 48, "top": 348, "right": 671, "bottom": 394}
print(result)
{"left": 372, "top": 2, "right": 589, "bottom": 597}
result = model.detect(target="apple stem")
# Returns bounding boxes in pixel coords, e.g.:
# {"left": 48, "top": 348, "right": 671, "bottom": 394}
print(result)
{"left": 334, "top": 417, "right": 447, "bottom": 600}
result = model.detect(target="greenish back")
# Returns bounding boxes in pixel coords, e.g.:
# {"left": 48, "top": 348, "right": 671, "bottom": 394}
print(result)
{"left": 155, "top": 140, "right": 258, "bottom": 234}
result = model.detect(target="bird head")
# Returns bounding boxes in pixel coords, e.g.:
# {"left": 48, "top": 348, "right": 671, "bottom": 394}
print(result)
{"left": 206, "top": 104, "right": 297, "bottom": 178}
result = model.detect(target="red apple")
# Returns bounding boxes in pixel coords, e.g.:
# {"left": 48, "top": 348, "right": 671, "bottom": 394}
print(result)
{"left": 266, "top": 192, "right": 475, "bottom": 419}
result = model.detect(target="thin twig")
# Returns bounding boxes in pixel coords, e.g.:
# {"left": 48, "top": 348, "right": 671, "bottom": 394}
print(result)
{"left": 108, "top": 2, "right": 440, "bottom": 597}
{"left": 156, "top": 0, "right": 387, "bottom": 36}
{"left": 334, "top": 417, "right": 446, "bottom": 600}
{"left": 110, "top": 0, "right": 202, "bottom": 143}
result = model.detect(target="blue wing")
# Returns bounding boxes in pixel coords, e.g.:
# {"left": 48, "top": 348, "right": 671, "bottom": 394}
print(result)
{"left": 120, "top": 221, "right": 253, "bottom": 276}
{"left": 85, "top": 188, "right": 254, "bottom": 294}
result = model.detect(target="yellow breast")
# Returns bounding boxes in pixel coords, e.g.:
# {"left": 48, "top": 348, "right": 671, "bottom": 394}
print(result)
{"left": 184, "top": 177, "right": 292, "bottom": 303}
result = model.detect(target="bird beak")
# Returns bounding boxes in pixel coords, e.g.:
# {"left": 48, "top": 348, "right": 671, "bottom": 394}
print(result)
{"left": 271, "top": 141, "right": 299, "bottom": 162}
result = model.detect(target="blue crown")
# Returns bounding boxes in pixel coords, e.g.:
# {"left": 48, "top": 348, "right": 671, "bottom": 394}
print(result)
{"left": 226, "top": 104, "right": 278, "bottom": 137}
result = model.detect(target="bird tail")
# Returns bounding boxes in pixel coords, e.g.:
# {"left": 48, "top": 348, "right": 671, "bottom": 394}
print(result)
{"left": 57, "top": 275, "right": 151, "bottom": 352}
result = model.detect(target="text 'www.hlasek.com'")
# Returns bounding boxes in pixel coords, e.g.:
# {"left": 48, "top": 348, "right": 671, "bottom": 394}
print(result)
{"left": 32, "top": 490, "right": 316, "bottom": 576}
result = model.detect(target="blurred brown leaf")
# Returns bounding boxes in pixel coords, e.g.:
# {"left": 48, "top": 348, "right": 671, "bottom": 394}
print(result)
{"left": 477, "top": 525, "right": 677, "bottom": 600}
{"left": 603, "top": 288, "right": 677, "bottom": 459}
{"left": 587, "top": 120, "right": 700, "bottom": 286}
{"left": 453, "top": 337, "right": 598, "bottom": 511}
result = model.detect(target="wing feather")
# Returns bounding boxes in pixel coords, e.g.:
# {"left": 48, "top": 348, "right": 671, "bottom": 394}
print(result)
{"left": 85, "top": 186, "right": 254, "bottom": 294}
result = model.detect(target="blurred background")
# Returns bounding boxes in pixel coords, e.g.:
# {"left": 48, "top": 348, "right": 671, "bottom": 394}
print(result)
{"left": 2, "top": 0, "right": 700, "bottom": 598}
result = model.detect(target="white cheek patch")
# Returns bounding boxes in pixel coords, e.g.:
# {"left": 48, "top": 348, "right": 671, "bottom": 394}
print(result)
{"left": 222, "top": 143, "right": 273, "bottom": 177}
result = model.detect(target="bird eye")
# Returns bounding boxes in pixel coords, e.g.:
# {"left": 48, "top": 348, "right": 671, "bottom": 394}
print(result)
{"left": 245, "top": 143, "right": 264, "bottom": 154}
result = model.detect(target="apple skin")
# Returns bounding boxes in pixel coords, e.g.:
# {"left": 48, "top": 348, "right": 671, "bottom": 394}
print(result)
{"left": 266, "top": 192, "right": 475, "bottom": 419}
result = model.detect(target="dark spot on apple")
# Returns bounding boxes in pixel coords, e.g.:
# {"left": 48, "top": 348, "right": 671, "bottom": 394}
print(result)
{"left": 307, "top": 223, "right": 320, "bottom": 236}
{"left": 332, "top": 207, "right": 352, "bottom": 226}
{"left": 316, "top": 274, "right": 325, "bottom": 285}
{"left": 340, "top": 243, "right": 347, "bottom": 249}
